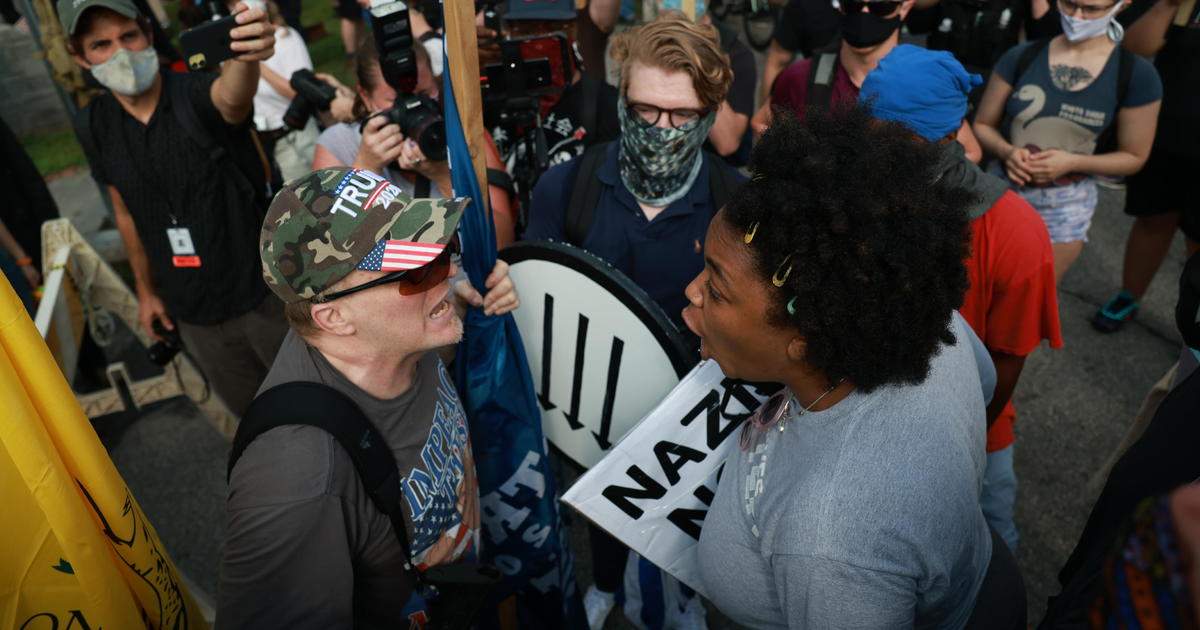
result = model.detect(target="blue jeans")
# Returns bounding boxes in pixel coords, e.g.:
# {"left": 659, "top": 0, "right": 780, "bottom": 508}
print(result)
{"left": 981, "top": 445, "right": 1019, "bottom": 552}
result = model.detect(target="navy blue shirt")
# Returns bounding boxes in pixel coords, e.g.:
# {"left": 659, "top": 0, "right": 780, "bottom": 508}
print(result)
{"left": 524, "top": 143, "right": 744, "bottom": 327}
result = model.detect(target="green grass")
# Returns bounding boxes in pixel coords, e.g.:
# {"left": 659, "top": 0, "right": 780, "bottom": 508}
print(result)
{"left": 20, "top": 0, "right": 352, "bottom": 177}
{"left": 19, "top": 126, "right": 88, "bottom": 177}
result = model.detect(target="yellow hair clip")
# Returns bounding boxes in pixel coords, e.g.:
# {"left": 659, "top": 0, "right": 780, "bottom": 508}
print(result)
{"left": 744, "top": 222, "right": 759, "bottom": 244}
{"left": 771, "top": 254, "right": 793, "bottom": 287}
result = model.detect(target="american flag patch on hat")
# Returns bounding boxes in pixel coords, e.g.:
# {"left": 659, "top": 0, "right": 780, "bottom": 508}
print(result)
{"left": 357, "top": 239, "right": 446, "bottom": 271}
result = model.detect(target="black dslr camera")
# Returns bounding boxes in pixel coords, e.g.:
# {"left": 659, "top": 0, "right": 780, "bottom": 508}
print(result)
{"left": 147, "top": 319, "right": 183, "bottom": 366}
{"left": 369, "top": 95, "right": 447, "bottom": 161}
{"left": 364, "top": 0, "right": 447, "bottom": 161}
{"left": 283, "top": 69, "right": 337, "bottom": 130}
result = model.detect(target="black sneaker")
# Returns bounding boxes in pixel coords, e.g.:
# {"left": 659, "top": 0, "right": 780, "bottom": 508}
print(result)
{"left": 1091, "top": 290, "right": 1139, "bottom": 333}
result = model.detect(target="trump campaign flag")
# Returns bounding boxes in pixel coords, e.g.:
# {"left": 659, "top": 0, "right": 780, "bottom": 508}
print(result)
{"left": 0, "top": 276, "right": 208, "bottom": 629}
{"left": 440, "top": 4, "right": 585, "bottom": 627}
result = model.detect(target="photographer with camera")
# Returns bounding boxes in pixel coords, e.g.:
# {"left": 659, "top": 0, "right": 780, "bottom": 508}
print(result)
{"left": 239, "top": 0, "right": 338, "bottom": 181}
{"left": 482, "top": 0, "right": 621, "bottom": 211}
{"left": 312, "top": 38, "right": 519, "bottom": 247}
{"left": 64, "top": 0, "right": 287, "bottom": 416}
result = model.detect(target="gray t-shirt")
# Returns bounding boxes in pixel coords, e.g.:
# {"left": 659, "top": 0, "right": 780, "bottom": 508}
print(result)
{"left": 216, "top": 330, "right": 479, "bottom": 629}
{"left": 994, "top": 41, "right": 1161, "bottom": 156}
{"left": 698, "top": 313, "right": 991, "bottom": 630}
{"left": 316, "top": 122, "right": 445, "bottom": 198}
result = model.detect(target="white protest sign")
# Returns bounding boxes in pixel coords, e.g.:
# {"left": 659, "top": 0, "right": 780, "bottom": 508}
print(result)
{"left": 562, "top": 360, "right": 775, "bottom": 596}
{"left": 500, "top": 241, "right": 693, "bottom": 469}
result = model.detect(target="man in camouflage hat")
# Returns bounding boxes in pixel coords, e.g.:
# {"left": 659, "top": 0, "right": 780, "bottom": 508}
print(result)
{"left": 218, "top": 167, "right": 519, "bottom": 627}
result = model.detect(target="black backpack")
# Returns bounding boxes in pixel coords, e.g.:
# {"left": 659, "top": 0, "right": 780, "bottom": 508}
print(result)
{"left": 1012, "top": 38, "right": 1135, "bottom": 155}
{"left": 922, "top": 0, "right": 1025, "bottom": 72}
{"left": 228, "top": 381, "right": 500, "bottom": 630}
{"left": 563, "top": 141, "right": 739, "bottom": 246}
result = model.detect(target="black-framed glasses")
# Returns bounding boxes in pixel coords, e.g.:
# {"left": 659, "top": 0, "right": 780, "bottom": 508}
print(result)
{"left": 839, "top": 0, "right": 903, "bottom": 16}
{"left": 311, "top": 235, "right": 461, "bottom": 304}
{"left": 1057, "top": 0, "right": 1118, "bottom": 17}
{"left": 626, "top": 100, "right": 708, "bottom": 128}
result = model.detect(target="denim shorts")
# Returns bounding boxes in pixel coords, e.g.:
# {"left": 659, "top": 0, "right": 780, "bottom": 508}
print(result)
{"left": 990, "top": 163, "right": 1097, "bottom": 244}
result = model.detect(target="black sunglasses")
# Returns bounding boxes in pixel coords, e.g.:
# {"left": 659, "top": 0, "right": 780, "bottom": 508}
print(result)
{"left": 311, "top": 235, "right": 461, "bottom": 304}
{"left": 839, "top": 0, "right": 903, "bottom": 16}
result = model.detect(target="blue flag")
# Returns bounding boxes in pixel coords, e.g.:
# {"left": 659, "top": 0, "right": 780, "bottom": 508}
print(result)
{"left": 441, "top": 41, "right": 586, "bottom": 630}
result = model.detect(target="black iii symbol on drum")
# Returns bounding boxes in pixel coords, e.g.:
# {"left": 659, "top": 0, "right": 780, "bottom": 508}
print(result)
{"left": 536, "top": 294, "right": 625, "bottom": 450}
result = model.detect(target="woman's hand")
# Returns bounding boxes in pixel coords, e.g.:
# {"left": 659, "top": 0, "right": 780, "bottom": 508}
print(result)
{"left": 398, "top": 140, "right": 452, "bottom": 192}
{"left": 315, "top": 72, "right": 357, "bottom": 123}
{"left": 1004, "top": 146, "right": 1035, "bottom": 186}
{"left": 454, "top": 260, "right": 520, "bottom": 316}
{"left": 353, "top": 115, "right": 405, "bottom": 173}
{"left": 1028, "top": 149, "right": 1080, "bottom": 184}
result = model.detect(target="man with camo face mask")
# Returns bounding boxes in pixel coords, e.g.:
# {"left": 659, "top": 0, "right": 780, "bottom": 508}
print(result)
{"left": 523, "top": 11, "right": 742, "bottom": 628}
{"left": 61, "top": 0, "right": 291, "bottom": 417}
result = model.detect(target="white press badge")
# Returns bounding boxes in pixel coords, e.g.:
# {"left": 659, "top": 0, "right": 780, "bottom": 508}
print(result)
{"left": 167, "top": 228, "right": 201, "bottom": 267}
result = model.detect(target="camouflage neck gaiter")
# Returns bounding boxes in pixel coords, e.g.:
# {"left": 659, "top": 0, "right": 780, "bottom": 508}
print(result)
{"left": 617, "top": 97, "right": 717, "bottom": 207}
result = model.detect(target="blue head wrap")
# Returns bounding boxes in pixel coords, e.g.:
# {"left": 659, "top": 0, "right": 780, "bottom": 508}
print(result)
{"left": 857, "top": 45, "right": 983, "bottom": 142}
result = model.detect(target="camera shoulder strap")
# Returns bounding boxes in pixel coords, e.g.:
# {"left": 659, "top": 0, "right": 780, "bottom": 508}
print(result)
{"left": 228, "top": 381, "right": 421, "bottom": 577}
{"left": 565, "top": 141, "right": 611, "bottom": 246}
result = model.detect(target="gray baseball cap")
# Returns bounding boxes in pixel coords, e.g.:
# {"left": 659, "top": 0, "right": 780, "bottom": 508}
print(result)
{"left": 57, "top": 0, "right": 140, "bottom": 36}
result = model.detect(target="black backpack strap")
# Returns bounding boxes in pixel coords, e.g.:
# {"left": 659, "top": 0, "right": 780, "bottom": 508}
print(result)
{"left": 1012, "top": 38, "right": 1051, "bottom": 87}
{"left": 564, "top": 141, "right": 611, "bottom": 247}
{"left": 228, "top": 381, "right": 418, "bottom": 573}
{"left": 805, "top": 51, "right": 839, "bottom": 111}
{"left": 704, "top": 150, "right": 737, "bottom": 210}
{"left": 1094, "top": 46, "right": 1135, "bottom": 154}
{"left": 580, "top": 71, "right": 601, "bottom": 145}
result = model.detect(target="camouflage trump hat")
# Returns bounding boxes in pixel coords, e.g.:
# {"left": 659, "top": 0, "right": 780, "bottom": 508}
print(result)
{"left": 260, "top": 167, "right": 469, "bottom": 303}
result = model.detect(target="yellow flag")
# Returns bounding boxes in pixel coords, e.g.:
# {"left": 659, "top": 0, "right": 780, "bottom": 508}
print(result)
{"left": 0, "top": 277, "right": 208, "bottom": 629}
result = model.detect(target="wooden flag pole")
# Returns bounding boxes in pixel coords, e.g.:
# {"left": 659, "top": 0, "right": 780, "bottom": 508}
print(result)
{"left": 443, "top": 0, "right": 491, "bottom": 216}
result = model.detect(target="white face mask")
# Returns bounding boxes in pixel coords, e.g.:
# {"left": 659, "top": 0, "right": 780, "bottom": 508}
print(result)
{"left": 91, "top": 46, "right": 160, "bottom": 96}
{"left": 1059, "top": 0, "right": 1124, "bottom": 43}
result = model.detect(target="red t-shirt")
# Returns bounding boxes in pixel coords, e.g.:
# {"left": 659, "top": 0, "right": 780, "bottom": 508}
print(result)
{"left": 770, "top": 56, "right": 860, "bottom": 122}
{"left": 959, "top": 190, "right": 1064, "bottom": 452}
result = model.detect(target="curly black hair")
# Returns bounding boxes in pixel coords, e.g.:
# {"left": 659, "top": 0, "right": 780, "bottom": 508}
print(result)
{"left": 723, "top": 106, "right": 974, "bottom": 393}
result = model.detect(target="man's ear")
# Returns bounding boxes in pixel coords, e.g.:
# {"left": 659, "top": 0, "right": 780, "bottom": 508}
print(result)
{"left": 898, "top": 0, "right": 917, "bottom": 20}
{"left": 786, "top": 336, "right": 807, "bottom": 363}
{"left": 70, "top": 48, "right": 92, "bottom": 70}
{"left": 311, "top": 301, "right": 355, "bottom": 336}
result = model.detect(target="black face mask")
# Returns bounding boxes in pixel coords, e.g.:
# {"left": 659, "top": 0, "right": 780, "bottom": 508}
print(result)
{"left": 840, "top": 10, "right": 901, "bottom": 48}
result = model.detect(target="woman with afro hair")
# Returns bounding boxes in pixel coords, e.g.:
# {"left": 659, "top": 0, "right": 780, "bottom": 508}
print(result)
{"left": 682, "top": 107, "right": 1025, "bottom": 628}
